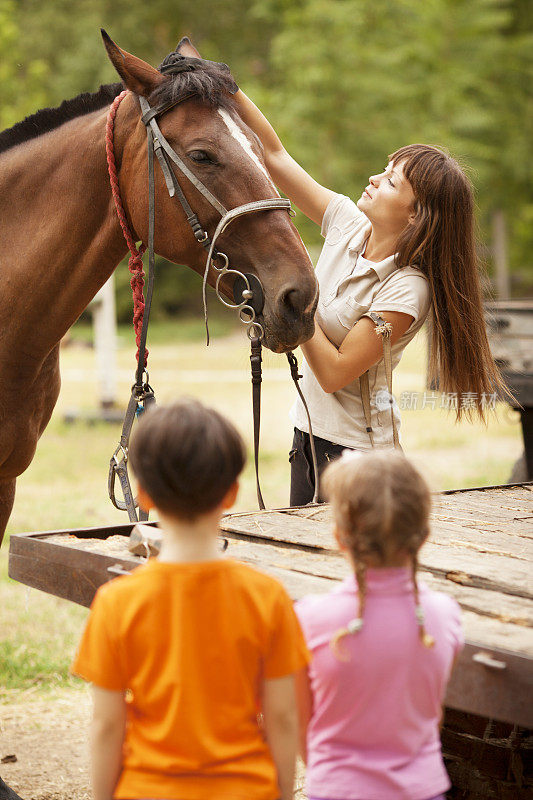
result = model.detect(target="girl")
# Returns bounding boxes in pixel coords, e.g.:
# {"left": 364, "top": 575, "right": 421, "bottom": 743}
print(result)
{"left": 232, "top": 92, "right": 509, "bottom": 505}
{"left": 295, "top": 450, "right": 463, "bottom": 800}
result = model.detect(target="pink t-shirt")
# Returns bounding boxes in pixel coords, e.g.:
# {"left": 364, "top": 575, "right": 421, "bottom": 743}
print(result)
{"left": 295, "top": 568, "right": 464, "bottom": 800}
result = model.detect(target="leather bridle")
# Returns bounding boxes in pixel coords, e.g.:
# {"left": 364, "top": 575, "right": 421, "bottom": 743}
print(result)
{"left": 138, "top": 86, "right": 292, "bottom": 350}
{"left": 108, "top": 64, "right": 319, "bottom": 521}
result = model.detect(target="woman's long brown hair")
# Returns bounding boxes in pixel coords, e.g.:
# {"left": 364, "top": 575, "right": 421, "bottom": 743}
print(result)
{"left": 390, "top": 144, "right": 511, "bottom": 421}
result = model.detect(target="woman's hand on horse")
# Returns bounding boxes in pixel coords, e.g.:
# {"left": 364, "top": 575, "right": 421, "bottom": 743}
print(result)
{"left": 234, "top": 90, "right": 334, "bottom": 226}
{"left": 301, "top": 310, "right": 414, "bottom": 394}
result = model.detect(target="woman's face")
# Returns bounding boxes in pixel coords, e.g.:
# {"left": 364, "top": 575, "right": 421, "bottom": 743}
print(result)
{"left": 356, "top": 160, "right": 416, "bottom": 232}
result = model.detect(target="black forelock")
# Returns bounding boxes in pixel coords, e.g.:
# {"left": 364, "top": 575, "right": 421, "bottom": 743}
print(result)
{"left": 149, "top": 50, "right": 237, "bottom": 111}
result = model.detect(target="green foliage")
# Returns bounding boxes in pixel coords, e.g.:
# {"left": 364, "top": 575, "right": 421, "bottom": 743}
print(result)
{"left": 1, "top": 0, "right": 531, "bottom": 304}
{"left": 113, "top": 256, "right": 206, "bottom": 323}
{"left": 0, "top": 0, "right": 50, "bottom": 128}
{"left": 250, "top": 0, "right": 533, "bottom": 277}
{"left": 110, "top": 256, "right": 241, "bottom": 325}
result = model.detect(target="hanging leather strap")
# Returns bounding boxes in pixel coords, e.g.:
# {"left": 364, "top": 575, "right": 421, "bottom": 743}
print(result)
{"left": 287, "top": 351, "right": 319, "bottom": 503}
{"left": 359, "top": 370, "right": 375, "bottom": 447}
{"left": 359, "top": 311, "right": 401, "bottom": 450}
{"left": 250, "top": 337, "right": 265, "bottom": 510}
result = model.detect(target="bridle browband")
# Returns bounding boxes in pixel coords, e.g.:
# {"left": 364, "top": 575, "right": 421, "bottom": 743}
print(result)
{"left": 108, "top": 63, "right": 319, "bottom": 520}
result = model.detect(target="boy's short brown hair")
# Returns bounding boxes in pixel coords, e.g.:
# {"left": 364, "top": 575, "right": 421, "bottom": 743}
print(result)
{"left": 129, "top": 398, "right": 246, "bottom": 520}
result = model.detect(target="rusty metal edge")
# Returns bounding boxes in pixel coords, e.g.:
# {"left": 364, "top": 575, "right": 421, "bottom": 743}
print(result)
{"left": 446, "top": 642, "right": 533, "bottom": 728}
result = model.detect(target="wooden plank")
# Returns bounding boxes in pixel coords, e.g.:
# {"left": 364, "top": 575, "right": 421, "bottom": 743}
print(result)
{"left": 443, "top": 484, "right": 532, "bottom": 503}
{"left": 231, "top": 540, "right": 532, "bottom": 655}
{"left": 284, "top": 506, "right": 333, "bottom": 524}
{"left": 225, "top": 538, "right": 533, "bottom": 645}
{"left": 19, "top": 532, "right": 530, "bottom": 642}
{"left": 434, "top": 499, "right": 519, "bottom": 524}
{"left": 488, "top": 485, "right": 532, "bottom": 499}
{"left": 419, "top": 541, "right": 530, "bottom": 598}
{"left": 243, "top": 563, "right": 336, "bottom": 599}
{"left": 220, "top": 511, "right": 337, "bottom": 550}
{"left": 433, "top": 518, "right": 533, "bottom": 541}
{"left": 442, "top": 484, "right": 532, "bottom": 499}
{"left": 436, "top": 485, "right": 532, "bottom": 506}
{"left": 222, "top": 514, "right": 531, "bottom": 599}
{"left": 8, "top": 532, "right": 137, "bottom": 607}
{"left": 13, "top": 530, "right": 533, "bottom": 655}
{"left": 431, "top": 500, "right": 530, "bottom": 523}
{"left": 428, "top": 522, "right": 531, "bottom": 559}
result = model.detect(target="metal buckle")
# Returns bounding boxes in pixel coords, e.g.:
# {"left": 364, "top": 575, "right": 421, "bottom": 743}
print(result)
{"left": 112, "top": 443, "right": 128, "bottom": 466}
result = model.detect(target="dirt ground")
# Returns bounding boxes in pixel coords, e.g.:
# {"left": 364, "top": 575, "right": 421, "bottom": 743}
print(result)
{"left": 0, "top": 687, "right": 306, "bottom": 800}
{"left": 0, "top": 688, "right": 91, "bottom": 800}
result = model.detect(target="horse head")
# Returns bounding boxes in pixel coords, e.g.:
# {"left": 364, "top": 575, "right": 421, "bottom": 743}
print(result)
{"left": 103, "top": 33, "right": 318, "bottom": 353}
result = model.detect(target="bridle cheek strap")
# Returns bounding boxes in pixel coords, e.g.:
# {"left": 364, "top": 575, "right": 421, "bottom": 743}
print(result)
{"left": 138, "top": 95, "right": 292, "bottom": 344}
{"left": 142, "top": 101, "right": 228, "bottom": 217}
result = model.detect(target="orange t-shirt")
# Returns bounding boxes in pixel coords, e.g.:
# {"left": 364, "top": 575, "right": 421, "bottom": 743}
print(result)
{"left": 71, "top": 557, "right": 310, "bottom": 800}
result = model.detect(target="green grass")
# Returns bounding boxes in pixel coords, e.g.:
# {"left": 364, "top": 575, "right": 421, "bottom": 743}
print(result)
{"left": 0, "top": 320, "right": 524, "bottom": 692}
{"left": 70, "top": 313, "right": 238, "bottom": 347}
{"left": 0, "top": 603, "right": 87, "bottom": 695}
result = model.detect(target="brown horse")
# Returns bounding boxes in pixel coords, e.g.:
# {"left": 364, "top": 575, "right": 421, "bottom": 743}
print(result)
{"left": 0, "top": 35, "right": 318, "bottom": 544}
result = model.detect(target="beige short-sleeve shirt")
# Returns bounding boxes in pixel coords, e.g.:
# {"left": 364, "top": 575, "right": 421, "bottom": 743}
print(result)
{"left": 291, "top": 193, "right": 431, "bottom": 449}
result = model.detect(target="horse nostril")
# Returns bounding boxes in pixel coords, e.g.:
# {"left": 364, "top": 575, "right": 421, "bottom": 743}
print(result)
{"left": 279, "top": 287, "right": 309, "bottom": 318}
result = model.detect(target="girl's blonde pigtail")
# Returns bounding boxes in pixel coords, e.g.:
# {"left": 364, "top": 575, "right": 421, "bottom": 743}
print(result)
{"left": 412, "top": 555, "right": 435, "bottom": 649}
{"left": 331, "top": 562, "right": 367, "bottom": 661}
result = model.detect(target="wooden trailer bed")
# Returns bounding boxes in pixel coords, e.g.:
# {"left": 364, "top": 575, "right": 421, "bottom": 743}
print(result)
{"left": 9, "top": 482, "right": 532, "bottom": 730}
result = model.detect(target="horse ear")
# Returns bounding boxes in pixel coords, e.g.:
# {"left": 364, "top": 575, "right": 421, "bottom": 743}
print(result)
{"left": 176, "top": 37, "right": 202, "bottom": 59}
{"left": 101, "top": 29, "right": 166, "bottom": 96}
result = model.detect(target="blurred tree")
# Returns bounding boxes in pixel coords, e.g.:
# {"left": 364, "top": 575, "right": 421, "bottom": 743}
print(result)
{"left": 248, "top": 0, "right": 533, "bottom": 292}
{"left": 0, "top": 1, "right": 284, "bottom": 319}
{"left": 0, "top": 0, "right": 50, "bottom": 127}
{"left": 113, "top": 257, "right": 208, "bottom": 324}
{"left": 1, "top": 0, "right": 531, "bottom": 310}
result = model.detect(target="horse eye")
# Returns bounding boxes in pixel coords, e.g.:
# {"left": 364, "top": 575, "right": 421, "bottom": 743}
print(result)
{"left": 188, "top": 150, "right": 215, "bottom": 164}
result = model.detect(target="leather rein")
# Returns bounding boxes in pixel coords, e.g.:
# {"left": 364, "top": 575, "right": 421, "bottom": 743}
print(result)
{"left": 107, "top": 70, "right": 319, "bottom": 521}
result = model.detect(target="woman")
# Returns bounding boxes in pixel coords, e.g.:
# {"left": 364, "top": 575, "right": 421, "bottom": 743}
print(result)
{"left": 233, "top": 92, "right": 508, "bottom": 505}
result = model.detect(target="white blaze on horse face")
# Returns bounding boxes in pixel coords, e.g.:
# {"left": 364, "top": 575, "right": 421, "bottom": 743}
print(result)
{"left": 217, "top": 108, "right": 279, "bottom": 195}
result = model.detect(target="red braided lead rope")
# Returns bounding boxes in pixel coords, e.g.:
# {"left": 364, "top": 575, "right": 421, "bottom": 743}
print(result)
{"left": 105, "top": 89, "right": 148, "bottom": 366}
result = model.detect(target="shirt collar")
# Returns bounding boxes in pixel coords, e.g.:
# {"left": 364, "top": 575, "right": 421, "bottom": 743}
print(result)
{"left": 348, "top": 221, "right": 398, "bottom": 283}
{"left": 363, "top": 253, "right": 398, "bottom": 282}
{"left": 341, "top": 567, "right": 413, "bottom": 595}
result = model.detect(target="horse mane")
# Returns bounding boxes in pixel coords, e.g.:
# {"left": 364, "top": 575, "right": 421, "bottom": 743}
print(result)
{"left": 0, "top": 83, "right": 123, "bottom": 155}
{"left": 0, "top": 50, "right": 236, "bottom": 157}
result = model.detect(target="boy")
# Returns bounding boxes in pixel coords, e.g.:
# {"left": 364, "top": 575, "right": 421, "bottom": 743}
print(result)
{"left": 72, "top": 399, "right": 309, "bottom": 800}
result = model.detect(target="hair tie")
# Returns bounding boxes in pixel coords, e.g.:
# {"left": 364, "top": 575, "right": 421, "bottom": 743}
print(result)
{"left": 330, "top": 617, "right": 364, "bottom": 661}
{"left": 347, "top": 618, "right": 364, "bottom": 634}
{"left": 415, "top": 604, "right": 435, "bottom": 648}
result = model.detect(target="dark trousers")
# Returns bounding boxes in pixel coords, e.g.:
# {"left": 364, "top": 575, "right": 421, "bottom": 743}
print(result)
{"left": 289, "top": 427, "right": 353, "bottom": 506}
